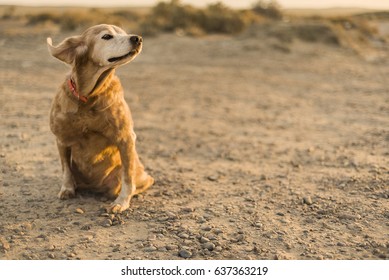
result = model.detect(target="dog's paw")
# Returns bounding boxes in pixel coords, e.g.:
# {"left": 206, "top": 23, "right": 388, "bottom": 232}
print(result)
{"left": 108, "top": 202, "right": 130, "bottom": 214}
{"left": 58, "top": 188, "right": 75, "bottom": 200}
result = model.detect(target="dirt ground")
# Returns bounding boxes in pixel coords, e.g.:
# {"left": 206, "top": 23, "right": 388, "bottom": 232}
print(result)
{"left": 0, "top": 18, "right": 388, "bottom": 260}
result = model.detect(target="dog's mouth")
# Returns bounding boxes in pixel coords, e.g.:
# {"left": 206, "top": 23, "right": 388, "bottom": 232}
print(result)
{"left": 108, "top": 49, "right": 140, "bottom": 63}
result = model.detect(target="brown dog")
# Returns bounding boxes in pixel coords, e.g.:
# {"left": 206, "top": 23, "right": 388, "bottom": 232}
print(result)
{"left": 47, "top": 24, "right": 154, "bottom": 213}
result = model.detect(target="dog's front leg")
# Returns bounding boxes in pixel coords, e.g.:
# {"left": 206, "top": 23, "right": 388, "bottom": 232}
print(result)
{"left": 56, "top": 140, "right": 76, "bottom": 199}
{"left": 109, "top": 132, "right": 137, "bottom": 213}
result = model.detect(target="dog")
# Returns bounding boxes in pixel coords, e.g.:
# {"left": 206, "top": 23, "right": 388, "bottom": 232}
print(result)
{"left": 47, "top": 24, "right": 154, "bottom": 213}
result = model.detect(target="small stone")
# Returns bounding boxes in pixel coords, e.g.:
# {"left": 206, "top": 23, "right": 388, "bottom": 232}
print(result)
{"left": 157, "top": 216, "right": 169, "bottom": 222}
{"left": 166, "top": 245, "right": 178, "bottom": 251}
{"left": 144, "top": 246, "right": 157, "bottom": 252}
{"left": 303, "top": 196, "right": 313, "bottom": 205}
{"left": 179, "top": 249, "right": 192, "bottom": 259}
{"left": 148, "top": 235, "right": 157, "bottom": 241}
{"left": 202, "top": 242, "right": 215, "bottom": 251}
{"left": 178, "top": 232, "right": 189, "bottom": 239}
{"left": 254, "top": 222, "right": 263, "bottom": 228}
{"left": 48, "top": 253, "right": 55, "bottom": 259}
{"left": 101, "top": 219, "right": 112, "bottom": 227}
{"left": 208, "top": 234, "right": 218, "bottom": 241}
{"left": 338, "top": 213, "right": 360, "bottom": 221}
{"left": 215, "top": 246, "right": 223, "bottom": 252}
{"left": 0, "top": 238, "right": 10, "bottom": 251}
{"left": 75, "top": 208, "right": 85, "bottom": 214}
{"left": 200, "top": 236, "right": 210, "bottom": 243}
{"left": 181, "top": 207, "right": 195, "bottom": 213}
{"left": 166, "top": 211, "right": 177, "bottom": 219}
{"left": 207, "top": 175, "right": 218, "bottom": 181}
{"left": 213, "top": 228, "right": 223, "bottom": 234}
{"left": 81, "top": 225, "right": 91, "bottom": 231}
{"left": 201, "top": 225, "right": 212, "bottom": 231}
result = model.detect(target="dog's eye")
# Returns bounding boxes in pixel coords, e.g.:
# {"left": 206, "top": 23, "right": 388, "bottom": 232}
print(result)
{"left": 101, "top": 34, "right": 113, "bottom": 40}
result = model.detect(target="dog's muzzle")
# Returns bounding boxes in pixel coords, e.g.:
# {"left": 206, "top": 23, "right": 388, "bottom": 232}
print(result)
{"left": 107, "top": 36, "right": 142, "bottom": 63}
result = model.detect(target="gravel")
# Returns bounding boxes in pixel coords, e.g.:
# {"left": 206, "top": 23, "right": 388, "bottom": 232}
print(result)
{"left": 179, "top": 249, "right": 192, "bottom": 259}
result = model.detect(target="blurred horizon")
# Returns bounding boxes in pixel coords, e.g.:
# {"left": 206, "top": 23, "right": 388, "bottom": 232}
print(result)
{"left": 1, "top": 0, "right": 389, "bottom": 9}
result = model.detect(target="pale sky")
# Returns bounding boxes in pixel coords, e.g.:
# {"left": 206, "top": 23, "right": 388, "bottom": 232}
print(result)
{"left": 1, "top": 0, "right": 389, "bottom": 9}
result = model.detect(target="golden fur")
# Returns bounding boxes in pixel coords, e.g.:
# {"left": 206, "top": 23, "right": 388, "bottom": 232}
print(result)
{"left": 47, "top": 24, "right": 154, "bottom": 213}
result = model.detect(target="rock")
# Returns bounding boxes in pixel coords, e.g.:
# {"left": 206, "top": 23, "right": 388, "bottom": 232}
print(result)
{"left": 101, "top": 219, "right": 112, "bottom": 227}
{"left": 0, "top": 238, "right": 10, "bottom": 251}
{"left": 166, "top": 211, "right": 177, "bottom": 219}
{"left": 201, "top": 225, "right": 212, "bottom": 231}
{"left": 75, "top": 208, "right": 85, "bottom": 214}
{"left": 48, "top": 253, "right": 55, "bottom": 259}
{"left": 148, "top": 235, "right": 157, "bottom": 241}
{"left": 81, "top": 225, "right": 91, "bottom": 231}
{"left": 178, "top": 232, "right": 189, "bottom": 239}
{"left": 181, "top": 207, "right": 195, "bottom": 213}
{"left": 144, "top": 246, "right": 157, "bottom": 252}
{"left": 338, "top": 213, "right": 360, "bottom": 221}
{"left": 213, "top": 228, "right": 223, "bottom": 234}
{"left": 207, "top": 175, "right": 218, "bottom": 181}
{"left": 166, "top": 245, "right": 178, "bottom": 251}
{"left": 179, "top": 249, "right": 192, "bottom": 259}
{"left": 200, "top": 236, "right": 210, "bottom": 244}
{"left": 202, "top": 242, "right": 215, "bottom": 251}
{"left": 303, "top": 196, "right": 313, "bottom": 205}
{"left": 254, "top": 222, "right": 263, "bottom": 228}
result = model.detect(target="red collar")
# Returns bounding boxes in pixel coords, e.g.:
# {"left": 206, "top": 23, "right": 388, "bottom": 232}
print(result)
{"left": 67, "top": 78, "right": 88, "bottom": 103}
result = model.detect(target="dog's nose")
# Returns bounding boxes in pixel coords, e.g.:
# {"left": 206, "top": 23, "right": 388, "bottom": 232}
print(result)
{"left": 130, "top": 36, "right": 142, "bottom": 44}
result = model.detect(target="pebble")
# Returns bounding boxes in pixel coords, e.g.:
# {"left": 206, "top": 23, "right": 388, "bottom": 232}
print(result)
{"left": 48, "top": 253, "right": 55, "bottom": 259}
{"left": 303, "top": 196, "right": 313, "bottom": 205}
{"left": 200, "top": 236, "right": 210, "bottom": 243}
{"left": 179, "top": 249, "right": 192, "bottom": 259}
{"left": 207, "top": 234, "right": 217, "bottom": 240}
{"left": 338, "top": 213, "right": 360, "bottom": 221}
{"left": 166, "top": 245, "right": 178, "bottom": 251}
{"left": 213, "top": 228, "right": 223, "bottom": 234}
{"left": 75, "top": 208, "right": 85, "bottom": 214}
{"left": 144, "top": 246, "right": 157, "bottom": 252}
{"left": 201, "top": 225, "right": 212, "bottom": 231}
{"left": 81, "top": 225, "right": 91, "bottom": 231}
{"left": 202, "top": 242, "right": 216, "bottom": 251}
{"left": 101, "top": 219, "right": 112, "bottom": 227}
{"left": 254, "top": 222, "right": 263, "bottom": 228}
{"left": 148, "top": 235, "right": 157, "bottom": 241}
{"left": 207, "top": 175, "right": 218, "bottom": 181}
{"left": 181, "top": 207, "right": 195, "bottom": 213}
{"left": 0, "top": 238, "right": 10, "bottom": 251}
{"left": 178, "top": 232, "right": 189, "bottom": 239}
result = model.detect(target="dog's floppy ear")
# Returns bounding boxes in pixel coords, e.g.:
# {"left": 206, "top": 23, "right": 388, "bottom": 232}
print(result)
{"left": 47, "top": 36, "right": 87, "bottom": 65}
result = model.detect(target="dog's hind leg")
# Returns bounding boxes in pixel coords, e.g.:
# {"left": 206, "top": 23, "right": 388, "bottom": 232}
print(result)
{"left": 56, "top": 140, "right": 76, "bottom": 199}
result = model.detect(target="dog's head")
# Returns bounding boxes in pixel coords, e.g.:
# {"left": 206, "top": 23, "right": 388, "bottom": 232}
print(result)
{"left": 47, "top": 24, "right": 142, "bottom": 68}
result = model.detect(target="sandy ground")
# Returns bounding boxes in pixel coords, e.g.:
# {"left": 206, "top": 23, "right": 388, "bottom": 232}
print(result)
{"left": 0, "top": 20, "right": 388, "bottom": 260}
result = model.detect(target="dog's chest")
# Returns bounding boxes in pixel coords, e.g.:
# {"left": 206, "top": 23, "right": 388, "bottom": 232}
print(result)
{"left": 51, "top": 108, "right": 107, "bottom": 144}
